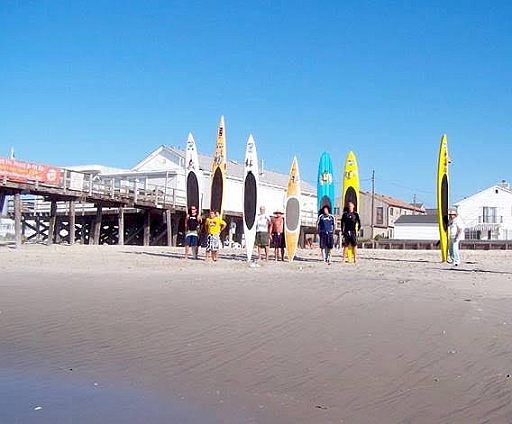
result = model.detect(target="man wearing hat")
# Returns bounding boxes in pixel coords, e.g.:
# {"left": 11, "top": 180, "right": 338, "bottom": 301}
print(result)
{"left": 448, "top": 208, "right": 464, "bottom": 266}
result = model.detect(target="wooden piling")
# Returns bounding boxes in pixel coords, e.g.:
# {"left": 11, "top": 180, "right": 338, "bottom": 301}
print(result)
{"left": 92, "top": 204, "right": 103, "bottom": 245}
{"left": 14, "top": 192, "right": 22, "bottom": 247}
{"left": 172, "top": 217, "right": 179, "bottom": 247}
{"left": 143, "top": 210, "right": 151, "bottom": 246}
{"left": 118, "top": 207, "right": 125, "bottom": 246}
{"left": 69, "top": 200, "right": 76, "bottom": 245}
{"left": 47, "top": 200, "right": 58, "bottom": 246}
{"left": 165, "top": 209, "right": 172, "bottom": 247}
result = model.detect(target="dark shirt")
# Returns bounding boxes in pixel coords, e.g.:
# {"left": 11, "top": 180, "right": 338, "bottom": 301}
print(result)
{"left": 341, "top": 211, "right": 360, "bottom": 233}
{"left": 317, "top": 214, "right": 335, "bottom": 233}
{"left": 187, "top": 215, "right": 200, "bottom": 232}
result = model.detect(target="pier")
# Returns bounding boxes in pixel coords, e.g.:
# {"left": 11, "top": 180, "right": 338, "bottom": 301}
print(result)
{"left": 1, "top": 158, "right": 184, "bottom": 247}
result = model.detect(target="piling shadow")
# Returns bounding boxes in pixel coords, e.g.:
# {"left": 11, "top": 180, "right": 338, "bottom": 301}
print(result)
{"left": 364, "top": 257, "right": 433, "bottom": 264}
{"left": 443, "top": 268, "right": 512, "bottom": 276}
{"left": 122, "top": 250, "right": 250, "bottom": 262}
{"left": 122, "top": 250, "right": 326, "bottom": 264}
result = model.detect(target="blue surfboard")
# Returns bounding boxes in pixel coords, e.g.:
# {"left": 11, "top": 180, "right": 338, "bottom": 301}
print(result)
{"left": 317, "top": 152, "right": 335, "bottom": 214}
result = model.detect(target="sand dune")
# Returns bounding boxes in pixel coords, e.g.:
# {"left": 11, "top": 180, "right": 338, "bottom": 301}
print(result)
{"left": 1, "top": 245, "right": 512, "bottom": 423}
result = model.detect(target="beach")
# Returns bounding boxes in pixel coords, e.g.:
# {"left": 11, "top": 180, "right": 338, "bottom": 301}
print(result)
{"left": 1, "top": 245, "right": 512, "bottom": 423}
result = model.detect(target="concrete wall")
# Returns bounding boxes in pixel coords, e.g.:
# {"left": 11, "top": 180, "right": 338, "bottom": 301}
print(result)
{"left": 394, "top": 223, "right": 439, "bottom": 240}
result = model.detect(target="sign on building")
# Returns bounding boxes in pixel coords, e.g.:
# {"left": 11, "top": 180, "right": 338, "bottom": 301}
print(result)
{"left": 0, "top": 157, "right": 61, "bottom": 186}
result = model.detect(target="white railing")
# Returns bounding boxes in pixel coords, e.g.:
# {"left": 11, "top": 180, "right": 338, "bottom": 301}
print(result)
{"left": 2, "top": 168, "right": 187, "bottom": 210}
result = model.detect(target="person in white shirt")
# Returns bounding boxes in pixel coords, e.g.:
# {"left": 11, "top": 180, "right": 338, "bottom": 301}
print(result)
{"left": 448, "top": 209, "right": 464, "bottom": 266}
{"left": 255, "top": 206, "right": 272, "bottom": 260}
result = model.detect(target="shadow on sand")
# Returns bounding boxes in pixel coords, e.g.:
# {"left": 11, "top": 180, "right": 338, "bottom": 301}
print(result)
{"left": 122, "top": 250, "right": 323, "bottom": 264}
{"left": 442, "top": 267, "right": 512, "bottom": 276}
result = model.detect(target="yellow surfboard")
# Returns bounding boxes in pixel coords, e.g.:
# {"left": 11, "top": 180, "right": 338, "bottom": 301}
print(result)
{"left": 437, "top": 134, "right": 449, "bottom": 262}
{"left": 342, "top": 151, "right": 360, "bottom": 262}
{"left": 285, "top": 157, "right": 301, "bottom": 262}
{"left": 210, "top": 115, "right": 227, "bottom": 216}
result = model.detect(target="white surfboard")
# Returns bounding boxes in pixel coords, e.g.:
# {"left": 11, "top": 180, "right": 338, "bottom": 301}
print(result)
{"left": 185, "top": 133, "right": 202, "bottom": 214}
{"left": 243, "top": 134, "right": 259, "bottom": 261}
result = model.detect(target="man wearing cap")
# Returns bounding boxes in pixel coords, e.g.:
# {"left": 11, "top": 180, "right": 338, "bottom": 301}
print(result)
{"left": 448, "top": 209, "right": 464, "bottom": 266}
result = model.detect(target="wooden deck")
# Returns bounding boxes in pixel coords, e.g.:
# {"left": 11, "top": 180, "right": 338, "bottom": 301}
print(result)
{"left": 1, "top": 168, "right": 184, "bottom": 247}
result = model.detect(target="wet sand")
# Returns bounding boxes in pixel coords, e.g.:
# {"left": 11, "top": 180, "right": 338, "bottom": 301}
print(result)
{"left": 1, "top": 245, "right": 512, "bottom": 423}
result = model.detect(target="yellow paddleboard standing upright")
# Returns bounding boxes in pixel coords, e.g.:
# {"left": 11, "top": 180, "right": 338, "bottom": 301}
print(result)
{"left": 342, "top": 151, "right": 360, "bottom": 262}
{"left": 210, "top": 116, "right": 227, "bottom": 216}
{"left": 437, "top": 134, "right": 449, "bottom": 262}
{"left": 285, "top": 157, "right": 301, "bottom": 262}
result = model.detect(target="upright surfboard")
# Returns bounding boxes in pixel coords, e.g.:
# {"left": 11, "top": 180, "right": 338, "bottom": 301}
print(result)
{"left": 317, "top": 152, "right": 335, "bottom": 213}
{"left": 342, "top": 151, "right": 360, "bottom": 262}
{"left": 185, "top": 133, "right": 202, "bottom": 214}
{"left": 437, "top": 134, "right": 449, "bottom": 262}
{"left": 285, "top": 157, "right": 301, "bottom": 262}
{"left": 210, "top": 115, "right": 227, "bottom": 215}
{"left": 243, "top": 135, "right": 259, "bottom": 261}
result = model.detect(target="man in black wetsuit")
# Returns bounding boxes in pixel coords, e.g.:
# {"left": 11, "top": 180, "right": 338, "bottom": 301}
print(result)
{"left": 341, "top": 201, "right": 361, "bottom": 263}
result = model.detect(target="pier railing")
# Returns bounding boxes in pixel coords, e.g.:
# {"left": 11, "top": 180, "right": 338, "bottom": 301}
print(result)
{"left": 1, "top": 163, "right": 186, "bottom": 210}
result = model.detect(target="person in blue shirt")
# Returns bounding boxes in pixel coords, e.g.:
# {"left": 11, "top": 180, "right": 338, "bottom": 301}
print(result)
{"left": 317, "top": 205, "right": 336, "bottom": 264}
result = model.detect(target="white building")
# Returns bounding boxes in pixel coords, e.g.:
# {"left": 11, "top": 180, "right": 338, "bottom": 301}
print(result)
{"left": 393, "top": 214, "right": 439, "bottom": 240}
{"left": 66, "top": 144, "right": 319, "bottom": 231}
{"left": 455, "top": 181, "right": 512, "bottom": 240}
{"left": 128, "top": 145, "right": 318, "bottom": 222}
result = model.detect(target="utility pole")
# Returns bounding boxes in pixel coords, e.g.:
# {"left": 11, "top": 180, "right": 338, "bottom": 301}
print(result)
{"left": 371, "top": 170, "right": 375, "bottom": 247}
{"left": 412, "top": 194, "right": 417, "bottom": 215}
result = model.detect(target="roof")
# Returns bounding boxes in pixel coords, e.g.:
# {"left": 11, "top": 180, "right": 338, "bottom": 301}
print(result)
{"left": 361, "top": 191, "right": 425, "bottom": 212}
{"left": 166, "top": 146, "right": 316, "bottom": 194}
{"left": 395, "top": 214, "right": 438, "bottom": 224}
{"left": 455, "top": 183, "right": 512, "bottom": 206}
{"left": 66, "top": 164, "right": 130, "bottom": 174}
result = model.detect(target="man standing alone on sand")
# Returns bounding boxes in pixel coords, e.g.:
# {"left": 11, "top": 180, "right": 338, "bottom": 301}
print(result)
{"left": 205, "top": 210, "right": 227, "bottom": 262}
{"left": 271, "top": 210, "right": 286, "bottom": 261}
{"left": 448, "top": 209, "right": 464, "bottom": 266}
{"left": 341, "top": 202, "right": 361, "bottom": 263}
{"left": 317, "top": 205, "right": 336, "bottom": 264}
{"left": 255, "top": 206, "right": 272, "bottom": 260}
{"left": 184, "top": 206, "right": 202, "bottom": 259}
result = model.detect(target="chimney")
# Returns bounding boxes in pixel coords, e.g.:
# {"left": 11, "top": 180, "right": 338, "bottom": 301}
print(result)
{"left": 499, "top": 180, "right": 510, "bottom": 190}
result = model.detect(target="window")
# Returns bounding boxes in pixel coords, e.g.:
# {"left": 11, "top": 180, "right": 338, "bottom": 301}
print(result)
{"left": 389, "top": 207, "right": 394, "bottom": 216}
{"left": 465, "top": 229, "right": 481, "bottom": 240}
{"left": 376, "top": 207, "right": 384, "bottom": 225}
{"left": 482, "top": 207, "right": 497, "bottom": 224}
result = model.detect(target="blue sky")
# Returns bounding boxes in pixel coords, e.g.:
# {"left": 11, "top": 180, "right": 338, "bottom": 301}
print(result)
{"left": 1, "top": 1, "right": 511, "bottom": 206}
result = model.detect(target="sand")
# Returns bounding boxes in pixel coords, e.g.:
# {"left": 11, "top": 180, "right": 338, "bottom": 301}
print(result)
{"left": 1, "top": 244, "right": 512, "bottom": 423}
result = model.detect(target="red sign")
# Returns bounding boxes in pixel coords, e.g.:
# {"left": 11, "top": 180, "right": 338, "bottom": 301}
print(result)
{"left": 0, "top": 157, "right": 61, "bottom": 185}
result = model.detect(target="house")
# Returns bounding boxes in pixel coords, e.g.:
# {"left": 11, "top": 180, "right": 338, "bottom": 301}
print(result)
{"left": 393, "top": 214, "right": 439, "bottom": 240}
{"left": 357, "top": 191, "right": 425, "bottom": 239}
{"left": 455, "top": 180, "right": 512, "bottom": 240}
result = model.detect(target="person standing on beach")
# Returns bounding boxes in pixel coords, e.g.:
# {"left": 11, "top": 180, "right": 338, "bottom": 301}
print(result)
{"left": 271, "top": 210, "right": 286, "bottom": 261}
{"left": 255, "top": 206, "right": 272, "bottom": 260}
{"left": 205, "top": 210, "right": 227, "bottom": 262}
{"left": 448, "top": 209, "right": 464, "bottom": 266}
{"left": 184, "top": 206, "right": 202, "bottom": 259}
{"left": 341, "top": 202, "right": 361, "bottom": 263}
{"left": 317, "top": 205, "right": 336, "bottom": 264}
